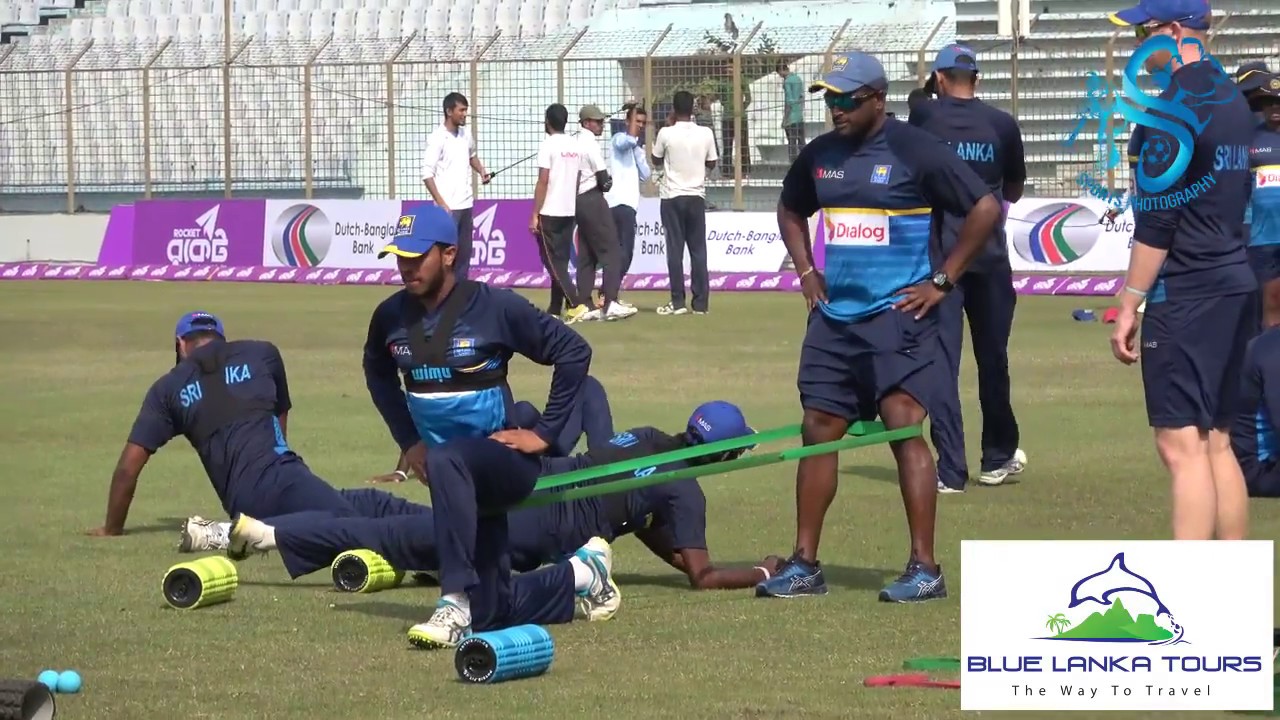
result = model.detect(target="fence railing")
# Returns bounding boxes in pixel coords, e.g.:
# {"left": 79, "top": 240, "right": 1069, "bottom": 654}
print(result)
{"left": 0, "top": 17, "right": 1276, "bottom": 211}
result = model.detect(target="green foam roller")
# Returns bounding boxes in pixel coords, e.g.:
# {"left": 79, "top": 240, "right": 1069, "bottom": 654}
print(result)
{"left": 331, "top": 549, "right": 404, "bottom": 593}
{"left": 904, "top": 657, "right": 961, "bottom": 672}
{"left": 163, "top": 555, "right": 239, "bottom": 610}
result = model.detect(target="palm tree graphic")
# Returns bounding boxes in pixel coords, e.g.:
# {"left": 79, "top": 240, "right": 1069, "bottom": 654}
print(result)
{"left": 1046, "top": 613, "right": 1072, "bottom": 635}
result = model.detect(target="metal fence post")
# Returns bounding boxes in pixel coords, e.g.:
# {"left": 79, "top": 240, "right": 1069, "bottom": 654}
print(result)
{"left": 917, "top": 17, "right": 946, "bottom": 84}
{"left": 731, "top": 22, "right": 762, "bottom": 211}
{"left": 302, "top": 37, "right": 331, "bottom": 200}
{"left": 63, "top": 39, "right": 93, "bottom": 214}
{"left": 385, "top": 31, "right": 417, "bottom": 200}
{"left": 823, "top": 21, "right": 850, "bottom": 132}
{"left": 642, "top": 25, "right": 671, "bottom": 153}
{"left": 556, "top": 28, "right": 588, "bottom": 104}
{"left": 1104, "top": 31, "right": 1119, "bottom": 192}
{"left": 470, "top": 32, "right": 500, "bottom": 201}
{"left": 141, "top": 39, "right": 171, "bottom": 199}
{"left": 222, "top": 0, "right": 233, "bottom": 198}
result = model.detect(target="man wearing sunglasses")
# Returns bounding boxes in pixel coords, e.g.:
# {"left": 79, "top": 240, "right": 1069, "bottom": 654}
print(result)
{"left": 1107, "top": 0, "right": 1259, "bottom": 541}
{"left": 911, "top": 45, "right": 1029, "bottom": 494}
{"left": 761, "top": 51, "right": 1002, "bottom": 602}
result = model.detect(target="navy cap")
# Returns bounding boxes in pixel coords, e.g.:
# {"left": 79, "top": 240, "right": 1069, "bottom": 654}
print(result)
{"left": 175, "top": 311, "right": 224, "bottom": 338}
{"left": 687, "top": 401, "right": 754, "bottom": 445}
{"left": 933, "top": 44, "right": 979, "bottom": 73}
{"left": 809, "top": 51, "right": 888, "bottom": 95}
{"left": 1237, "top": 61, "right": 1273, "bottom": 93}
{"left": 378, "top": 205, "right": 458, "bottom": 259}
{"left": 1109, "top": 0, "right": 1210, "bottom": 30}
{"left": 1255, "top": 72, "right": 1280, "bottom": 99}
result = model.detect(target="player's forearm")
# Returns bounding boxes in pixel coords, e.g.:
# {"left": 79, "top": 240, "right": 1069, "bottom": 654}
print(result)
{"left": 423, "top": 179, "right": 448, "bottom": 209}
{"left": 363, "top": 366, "right": 421, "bottom": 451}
{"left": 532, "top": 179, "right": 548, "bottom": 215}
{"left": 1120, "top": 242, "right": 1168, "bottom": 313}
{"left": 939, "top": 194, "right": 1002, "bottom": 281}
{"left": 103, "top": 467, "right": 139, "bottom": 533}
{"left": 689, "top": 566, "right": 769, "bottom": 590}
{"left": 470, "top": 156, "right": 487, "bottom": 176}
{"left": 777, "top": 203, "right": 815, "bottom": 273}
{"left": 533, "top": 333, "right": 592, "bottom": 447}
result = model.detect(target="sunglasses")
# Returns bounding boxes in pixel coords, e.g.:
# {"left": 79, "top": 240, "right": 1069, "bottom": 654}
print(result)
{"left": 1134, "top": 14, "right": 1199, "bottom": 39}
{"left": 824, "top": 91, "right": 879, "bottom": 112}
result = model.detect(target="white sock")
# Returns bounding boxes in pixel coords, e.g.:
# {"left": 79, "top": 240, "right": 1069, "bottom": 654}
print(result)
{"left": 569, "top": 556, "right": 594, "bottom": 592}
{"left": 441, "top": 592, "right": 472, "bottom": 621}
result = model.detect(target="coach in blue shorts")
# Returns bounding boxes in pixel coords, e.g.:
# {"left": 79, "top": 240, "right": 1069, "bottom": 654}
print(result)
{"left": 758, "top": 51, "right": 1002, "bottom": 602}
{"left": 1108, "top": 0, "right": 1258, "bottom": 540}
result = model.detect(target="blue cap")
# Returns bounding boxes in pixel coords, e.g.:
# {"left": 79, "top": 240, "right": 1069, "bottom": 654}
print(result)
{"left": 1237, "top": 62, "right": 1272, "bottom": 93}
{"left": 378, "top": 205, "right": 458, "bottom": 259}
{"left": 809, "top": 52, "right": 888, "bottom": 95}
{"left": 933, "top": 44, "right": 979, "bottom": 73}
{"left": 1109, "top": 0, "right": 1210, "bottom": 29}
{"left": 687, "top": 401, "right": 754, "bottom": 445}
{"left": 175, "top": 311, "right": 224, "bottom": 338}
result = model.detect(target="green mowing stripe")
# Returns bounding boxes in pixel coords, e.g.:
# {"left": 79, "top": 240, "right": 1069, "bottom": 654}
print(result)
{"left": 509, "top": 423, "right": 920, "bottom": 510}
{"left": 530, "top": 419, "right": 888, "bottom": 492}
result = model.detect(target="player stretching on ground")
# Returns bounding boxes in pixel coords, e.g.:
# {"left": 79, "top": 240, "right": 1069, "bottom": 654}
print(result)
{"left": 88, "top": 312, "right": 369, "bottom": 537}
{"left": 1232, "top": 326, "right": 1280, "bottom": 497}
{"left": 1107, "top": 0, "right": 1258, "bottom": 540}
{"left": 225, "top": 402, "right": 781, "bottom": 590}
{"left": 759, "top": 51, "right": 1001, "bottom": 602}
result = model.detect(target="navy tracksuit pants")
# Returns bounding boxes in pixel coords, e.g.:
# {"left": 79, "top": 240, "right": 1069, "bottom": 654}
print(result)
{"left": 425, "top": 437, "right": 576, "bottom": 632}
{"left": 930, "top": 263, "right": 1021, "bottom": 486}
{"left": 510, "top": 375, "right": 614, "bottom": 456}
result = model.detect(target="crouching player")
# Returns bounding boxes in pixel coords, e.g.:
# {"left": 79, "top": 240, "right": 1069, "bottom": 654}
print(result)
{"left": 88, "top": 311, "right": 367, "bottom": 537}
{"left": 1232, "top": 325, "right": 1280, "bottom": 497}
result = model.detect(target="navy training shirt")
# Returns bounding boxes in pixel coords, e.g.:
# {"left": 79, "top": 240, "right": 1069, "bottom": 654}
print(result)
{"left": 1131, "top": 59, "right": 1257, "bottom": 302}
{"left": 363, "top": 282, "right": 592, "bottom": 451}
{"left": 1231, "top": 328, "right": 1280, "bottom": 478}
{"left": 779, "top": 119, "right": 995, "bottom": 322}
{"left": 509, "top": 426, "right": 708, "bottom": 570}
{"left": 126, "top": 339, "right": 293, "bottom": 506}
{"left": 908, "top": 96, "right": 1026, "bottom": 270}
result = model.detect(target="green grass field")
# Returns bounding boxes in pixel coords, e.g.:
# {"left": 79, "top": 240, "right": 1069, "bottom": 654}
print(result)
{"left": 0, "top": 282, "right": 1274, "bottom": 719}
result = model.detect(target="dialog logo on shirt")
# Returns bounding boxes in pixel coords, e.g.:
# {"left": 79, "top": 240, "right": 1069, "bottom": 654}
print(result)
{"left": 1255, "top": 165, "right": 1280, "bottom": 188}
{"left": 823, "top": 210, "right": 889, "bottom": 247}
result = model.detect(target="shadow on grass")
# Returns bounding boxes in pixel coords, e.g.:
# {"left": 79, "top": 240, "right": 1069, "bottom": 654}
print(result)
{"left": 127, "top": 516, "right": 188, "bottom": 534}
{"left": 840, "top": 465, "right": 898, "bottom": 483}
{"left": 331, "top": 600, "right": 424, "bottom": 623}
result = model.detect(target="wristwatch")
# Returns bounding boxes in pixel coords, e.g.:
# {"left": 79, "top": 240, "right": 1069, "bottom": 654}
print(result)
{"left": 931, "top": 271, "right": 954, "bottom": 293}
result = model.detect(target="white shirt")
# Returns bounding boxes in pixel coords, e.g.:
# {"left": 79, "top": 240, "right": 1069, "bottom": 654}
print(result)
{"left": 575, "top": 130, "right": 606, "bottom": 194}
{"left": 652, "top": 121, "right": 717, "bottom": 199}
{"left": 420, "top": 123, "right": 476, "bottom": 210}
{"left": 605, "top": 131, "right": 652, "bottom": 209}
{"left": 536, "top": 133, "right": 584, "bottom": 217}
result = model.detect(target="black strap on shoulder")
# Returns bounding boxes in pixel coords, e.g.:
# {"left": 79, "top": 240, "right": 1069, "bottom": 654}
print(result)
{"left": 407, "top": 280, "right": 480, "bottom": 365}
{"left": 184, "top": 341, "right": 276, "bottom": 446}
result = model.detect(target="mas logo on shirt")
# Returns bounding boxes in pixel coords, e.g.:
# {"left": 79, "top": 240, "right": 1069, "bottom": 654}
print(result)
{"left": 388, "top": 341, "right": 411, "bottom": 358}
{"left": 870, "top": 164, "right": 892, "bottom": 184}
{"left": 816, "top": 167, "right": 844, "bottom": 180}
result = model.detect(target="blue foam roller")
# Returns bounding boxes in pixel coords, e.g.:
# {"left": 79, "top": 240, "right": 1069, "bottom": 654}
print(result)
{"left": 454, "top": 625, "right": 555, "bottom": 684}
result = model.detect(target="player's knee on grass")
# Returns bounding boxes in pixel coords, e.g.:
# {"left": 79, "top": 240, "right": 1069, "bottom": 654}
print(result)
{"left": 800, "top": 408, "right": 848, "bottom": 445}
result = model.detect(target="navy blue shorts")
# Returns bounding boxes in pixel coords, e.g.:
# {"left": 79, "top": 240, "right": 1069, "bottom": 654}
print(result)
{"left": 797, "top": 307, "right": 943, "bottom": 422}
{"left": 1245, "top": 459, "right": 1280, "bottom": 498}
{"left": 1248, "top": 245, "right": 1280, "bottom": 285}
{"left": 1140, "top": 292, "right": 1258, "bottom": 430}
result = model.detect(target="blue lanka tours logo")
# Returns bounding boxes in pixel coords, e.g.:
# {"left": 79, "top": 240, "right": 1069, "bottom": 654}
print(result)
{"left": 968, "top": 552, "right": 1264, "bottom": 680}
{"left": 1066, "top": 36, "right": 1238, "bottom": 213}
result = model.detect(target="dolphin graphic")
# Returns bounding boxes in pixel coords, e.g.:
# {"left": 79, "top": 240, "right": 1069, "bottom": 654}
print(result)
{"left": 1068, "top": 552, "right": 1170, "bottom": 617}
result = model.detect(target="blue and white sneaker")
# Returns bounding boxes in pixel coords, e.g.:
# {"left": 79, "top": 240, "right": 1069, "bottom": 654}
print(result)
{"left": 878, "top": 560, "right": 947, "bottom": 603}
{"left": 573, "top": 537, "right": 621, "bottom": 621}
{"left": 937, "top": 478, "right": 965, "bottom": 494}
{"left": 408, "top": 598, "right": 471, "bottom": 649}
{"left": 755, "top": 553, "right": 828, "bottom": 598}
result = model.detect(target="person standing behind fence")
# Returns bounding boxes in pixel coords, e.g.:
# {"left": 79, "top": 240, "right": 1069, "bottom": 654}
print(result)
{"left": 421, "top": 92, "right": 492, "bottom": 282}
{"left": 606, "top": 103, "right": 651, "bottom": 303}
{"left": 778, "top": 63, "right": 806, "bottom": 162}
{"left": 530, "top": 104, "right": 594, "bottom": 324}
{"left": 572, "top": 105, "right": 635, "bottom": 322}
{"left": 653, "top": 91, "right": 718, "bottom": 317}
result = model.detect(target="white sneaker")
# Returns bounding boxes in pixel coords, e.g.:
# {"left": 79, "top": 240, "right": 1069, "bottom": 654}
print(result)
{"left": 574, "top": 537, "right": 621, "bottom": 622}
{"left": 407, "top": 600, "right": 472, "bottom": 649}
{"left": 227, "top": 514, "right": 274, "bottom": 560}
{"left": 570, "top": 308, "right": 604, "bottom": 324}
{"left": 656, "top": 303, "right": 688, "bottom": 316}
{"left": 604, "top": 302, "right": 638, "bottom": 321}
{"left": 937, "top": 479, "right": 965, "bottom": 495}
{"left": 178, "top": 516, "right": 229, "bottom": 553}
{"left": 976, "top": 448, "right": 1028, "bottom": 486}
{"left": 614, "top": 299, "right": 636, "bottom": 310}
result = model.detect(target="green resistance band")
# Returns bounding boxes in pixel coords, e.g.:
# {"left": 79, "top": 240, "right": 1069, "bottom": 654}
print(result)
{"left": 509, "top": 421, "right": 921, "bottom": 511}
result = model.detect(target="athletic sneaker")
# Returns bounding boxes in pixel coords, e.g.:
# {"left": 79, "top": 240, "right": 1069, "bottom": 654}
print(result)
{"left": 878, "top": 560, "right": 947, "bottom": 603}
{"left": 564, "top": 304, "right": 595, "bottom": 324}
{"left": 604, "top": 302, "right": 638, "bottom": 321}
{"left": 614, "top": 299, "right": 636, "bottom": 311}
{"left": 407, "top": 599, "right": 471, "bottom": 649}
{"left": 179, "top": 516, "right": 229, "bottom": 553}
{"left": 976, "top": 448, "right": 1027, "bottom": 486}
{"left": 755, "top": 553, "right": 828, "bottom": 598}
{"left": 656, "top": 303, "right": 689, "bottom": 316}
{"left": 937, "top": 479, "right": 965, "bottom": 495}
{"left": 574, "top": 537, "right": 621, "bottom": 621}
{"left": 226, "top": 514, "right": 274, "bottom": 560}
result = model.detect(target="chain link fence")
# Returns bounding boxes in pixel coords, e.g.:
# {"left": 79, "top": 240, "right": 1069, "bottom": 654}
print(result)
{"left": 0, "top": 15, "right": 1276, "bottom": 211}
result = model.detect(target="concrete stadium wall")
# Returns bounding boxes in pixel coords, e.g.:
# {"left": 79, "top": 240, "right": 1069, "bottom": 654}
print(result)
{"left": 0, "top": 213, "right": 107, "bottom": 263}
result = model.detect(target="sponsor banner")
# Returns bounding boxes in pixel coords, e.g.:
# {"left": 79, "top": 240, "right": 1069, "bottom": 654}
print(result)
{"left": 0, "top": 263, "right": 1126, "bottom": 296}
{"left": 262, "top": 199, "right": 403, "bottom": 270}
{"left": 626, "top": 200, "right": 816, "bottom": 275}
{"left": 132, "top": 199, "right": 265, "bottom": 265}
{"left": 96, "top": 203, "right": 134, "bottom": 265}
{"left": 401, "top": 199, "right": 546, "bottom": 273}
{"left": 1006, "top": 196, "right": 1134, "bottom": 273}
